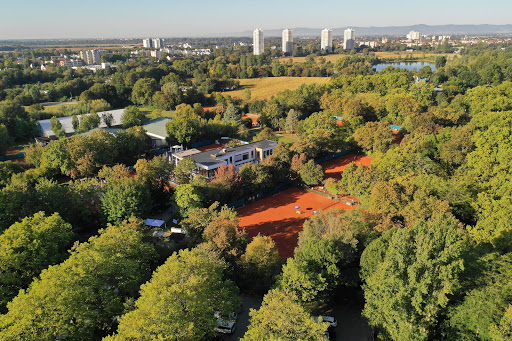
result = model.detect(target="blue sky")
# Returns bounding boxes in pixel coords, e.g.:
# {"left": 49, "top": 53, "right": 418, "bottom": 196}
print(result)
{"left": 1, "top": 0, "right": 511, "bottom": 39}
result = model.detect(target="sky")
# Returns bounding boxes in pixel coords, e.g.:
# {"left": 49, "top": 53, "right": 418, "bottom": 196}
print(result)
{"left": 1, "top": 0, "right": 511, "bottom": 39}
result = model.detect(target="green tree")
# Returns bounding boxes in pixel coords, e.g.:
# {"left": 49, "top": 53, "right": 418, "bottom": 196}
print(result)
{"left": 253, "top": 127, "right": 278, "bottom": 142}
{"left": 353, "top": 121, "right": 395, "bottom": 153}
{"left": 223, "top": 104, "right": 241, "bottom": 125}
{"left": 174, "top": 184, "right": 203, "bottom": 216}
{"left": 360, "top": 214, "right": 469, "bottom": 341}
{"left": 242, "top": 288, "right": 328, "bottom": 341}
{"left": 447, "top": 252, "right": 512, "bottom": 340}
{"left": 0, "top": 212, "right": 74, "bottom": 310}
{"left": 105, "top": 247, "right": 240, "bottom": 341}
{"left": 102, "top": 112, "right": 114, "bottom": 127}
{"left": 174, "top": 157, "right": 197, "bottom": 184}
{"left": 121, "top": 106, "right": 145, "bottom": 128}
{"left": 165, "top": 116, "right": 200, "bottom": 146}
{"left": 0, "top": 124, "right": 9, "bottom": 155}
{"left": 101, "top": 178, "right": 151, "bottom": 224}
{"left": 0, "top": 219, "right": 157, "bottom": 340}
{"left": 71, "top": 115, "right": 79, "bottom": 132}
{"left": 241, "top": 234, "right": 282, "bottom": 293}
{"left": 131, "top": 78, "right": 158, "bottom": 106}
{"left": 284, "top": 109, "right": 300, "bottom": 133}
{"left": 435, "top": 55, "right": 447, "bottom": 69}
{"left": 299, "top": 160, "right": 324, "bottom": 186}
{"left": 50, "top": 116, "right": 65, "bottom": 139}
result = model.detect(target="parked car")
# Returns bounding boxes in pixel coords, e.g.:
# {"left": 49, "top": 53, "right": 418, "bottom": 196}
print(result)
{"left": 214, "top": 311, "right": 237, "bottom": 334}
{"left": 315, "top": 315, "right": 337, "bottom": 328}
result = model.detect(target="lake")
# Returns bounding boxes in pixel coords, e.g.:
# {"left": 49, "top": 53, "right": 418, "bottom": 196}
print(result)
{"left": 373, "top": 61, "right": 437, "bottom": 72}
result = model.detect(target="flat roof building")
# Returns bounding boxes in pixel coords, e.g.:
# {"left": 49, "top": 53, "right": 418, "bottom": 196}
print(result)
{"left": 172, "top": 140, "right": 277, "bottom": 178}
{"left": 253, "top": 28, "right": 264, "bottom": 56}
{"left": 321, "top": 29, "right": 333, "bottom": 52}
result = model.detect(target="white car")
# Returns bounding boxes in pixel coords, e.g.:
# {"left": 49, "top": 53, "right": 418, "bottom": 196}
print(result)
{"left": 316, "top": 315, "right": 337, "bottom": 328}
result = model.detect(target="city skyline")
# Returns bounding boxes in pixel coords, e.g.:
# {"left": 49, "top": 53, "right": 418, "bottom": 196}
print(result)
{"left": 2, "top": 0, "right": 512, "bottom": 39}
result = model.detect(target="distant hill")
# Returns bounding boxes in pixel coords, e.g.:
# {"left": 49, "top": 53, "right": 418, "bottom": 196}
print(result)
{"left": 228, "top": 24, "right": 512, "bottom": 38}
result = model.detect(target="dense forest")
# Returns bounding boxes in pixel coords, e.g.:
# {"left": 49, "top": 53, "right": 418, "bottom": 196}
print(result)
{"left": 0, "top": 43, "right": 512, "bottom": 340}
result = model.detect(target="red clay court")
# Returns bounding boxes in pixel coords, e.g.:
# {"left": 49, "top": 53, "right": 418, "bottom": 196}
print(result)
{"left": 322, "top": 153, "right": 375, "bottom": 180}
{"left": 238, "top": 187, "right": 350, "bottom": 258}
{"left": 237, "top": 153, "right": 374, "bottom": 258}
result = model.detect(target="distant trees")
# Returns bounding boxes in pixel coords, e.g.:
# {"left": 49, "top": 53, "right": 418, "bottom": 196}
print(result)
{"left": 0, "top": 124, "right": 9, "bottom": 155}
{"left": 105, "top": 247, "right": 240, "bottom": 341}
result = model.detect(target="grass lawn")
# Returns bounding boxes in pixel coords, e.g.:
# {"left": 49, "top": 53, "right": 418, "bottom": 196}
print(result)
{"left": 222, "top": 77, "right": 330, "bottom": 101}
{"left": 138, "top": 107, "right": 175, "bottom": 120}
{"left": 275, "top": 133, "right": 299, "bottom": 144}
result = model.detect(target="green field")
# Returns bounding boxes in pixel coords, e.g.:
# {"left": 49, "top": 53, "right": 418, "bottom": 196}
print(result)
{"left": 138, "top": 107, "right": 175, "bottom": 120}
{"left": 222, "top": 77, "right": 330, "bottom": 101}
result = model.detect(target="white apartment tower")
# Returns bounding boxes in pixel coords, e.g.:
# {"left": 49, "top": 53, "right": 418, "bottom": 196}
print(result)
{"left": 408, "top": 31, "right": 420, "bottom": 41}
{"left": 321, "top": 29, "right": 333, "bottom": 52}
{"left": 143, "top": 38, "right": 152, "bottom": 48}
{"left": 253, "top": 29, "right": 264, "bottom": 55}
{"left": 344, "top": 28, "right": 355, "bottom": 50}
{"left": 282, "top": 29, "right": 293, "bottom": 55}
{"left": 152, "top": 38, "right": 165, "bottom": 49}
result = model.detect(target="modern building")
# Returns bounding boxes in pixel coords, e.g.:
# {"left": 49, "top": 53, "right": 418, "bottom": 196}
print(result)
{"left": 143, "top": 38, "right": 152, "bottom": 48}
{"left": 282, "top": 29, "right": 293, "bottom": 55}
{"left": 171, "top": 140, "right": 277, "bottom": 178}
{"left": 79, "top": 50, "right": 107, "bottom": 65}
{"left": 152, "top": 38, "right": 165, "bottom": 49}
{"left": 253, "top": 28, "right": 264, "bottom": 55}
{"left": 344, "top": 28, "right": 355, "bottom": 50}
{"left": 143, "top": 117, "right": 172, "bottom": 147}
{"left": 321, "top": 29, "right": 333, "bottom": 52}
{"left": 407, "top": 31, "right": 420, "bottom": 41}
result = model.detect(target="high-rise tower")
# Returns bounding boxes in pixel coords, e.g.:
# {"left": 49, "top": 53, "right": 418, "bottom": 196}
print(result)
{"left": 253, "top": 28, "right": 264, "bottom": 55}
{"left": 344, "top": 28, "right": 355, "bottom": 50}
{"left": 321, "top": 29, "right": 333, "bottom": 52}
{"left": 282, "top": 29, "right": 293, "bottom": 55}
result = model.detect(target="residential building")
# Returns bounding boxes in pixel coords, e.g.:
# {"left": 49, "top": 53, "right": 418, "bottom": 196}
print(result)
{"left": 143, "top": 38, "right": 152, "bottom": 48}
{"left": 407, "top": 31, "right": 420, "bottom": 41}
{"left": 344, "top": 28, "right": 355, "bottom": 50}
{"left": 171, "top": 140, "right": 277, "bottom": 178}
{"left": 152, "top": 38, "right": 165, "bottom": 49}
{"left": 79, "top": 50, "right": 107, "bottom": 65}
{"left": 321, "top": 29, "right": 333, "bottom": 52}
{"left": 253, "top": 28, "right": 264, "bottom": 55}
{"left": 150, "top": 50, "right": 163, "bottom": 58}
{"left": 282, "top": 29, "right": 293, "bottom": 55}
{"left": 60, "top": 59, "right": 83, "bottom": 67}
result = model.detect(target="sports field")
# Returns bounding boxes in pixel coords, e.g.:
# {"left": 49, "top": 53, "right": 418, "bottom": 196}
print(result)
{"left": 322, "top": 153, "right": 375, "bottom": 180}
{"left": 238, "top": 187, "right": 348, "bottom": 258}
{"left": 222, "top": 77, "right": 330, "bottom": 101}
{"left": 237, "top": 153, "right": 374, "bottom": 257}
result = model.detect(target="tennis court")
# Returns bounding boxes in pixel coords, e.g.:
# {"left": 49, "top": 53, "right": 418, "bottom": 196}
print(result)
{"left": 238, "top": 187, "right": 350, "bottom": 258}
